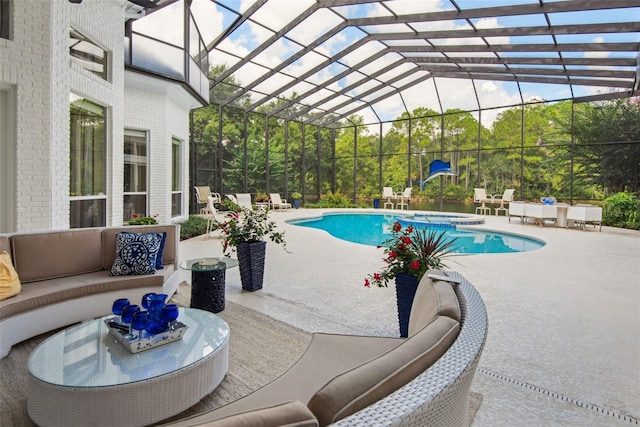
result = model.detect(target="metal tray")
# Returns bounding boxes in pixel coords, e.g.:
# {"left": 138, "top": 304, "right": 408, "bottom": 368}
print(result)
{"left": 105, "top": 319, "right": 189, "bottom": 353}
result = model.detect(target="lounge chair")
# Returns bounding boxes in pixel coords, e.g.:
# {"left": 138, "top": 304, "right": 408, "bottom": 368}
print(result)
{"left": 236, "top": 193, "right": 254, "bottom": 210}
{"left": 493, "top": 189, "right": 515, "bottom": 216}
{"left": 204, "top": 196, "right": 232, "bottom": 240}
{"left": 382, "top": 187, "right": 396, "bottom": 209}
{"left": 269, "top": 193, "right": 291, "bottom": 211}
{"left": 396, "top": 187, "right": 412, "bottom": 210}
{"left": 194, "top": 186, "right": 212, "bottom": 215}
{"left": 473, "top": 188, "right": 492, "bottom": 215}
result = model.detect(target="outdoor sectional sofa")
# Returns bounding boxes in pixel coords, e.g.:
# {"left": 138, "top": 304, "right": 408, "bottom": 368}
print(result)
{"left": 0, "top": 224, "right": 179, "bottom": 359}
{"left": 164, "top": 269, "right": 488, "bottom": 427}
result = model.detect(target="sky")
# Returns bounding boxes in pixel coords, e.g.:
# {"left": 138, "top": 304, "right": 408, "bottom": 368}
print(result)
{"left": 133, "top": 0, "right": 640, "bottom": 129}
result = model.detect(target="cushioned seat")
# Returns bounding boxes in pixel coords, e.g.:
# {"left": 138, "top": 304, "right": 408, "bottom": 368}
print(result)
{"left": 0, "top": 266, "right": 173, "bottom": 320}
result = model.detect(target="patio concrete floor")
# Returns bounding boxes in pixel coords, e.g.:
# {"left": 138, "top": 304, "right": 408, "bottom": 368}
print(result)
{"left": 178, "top": 208, "right": 640, "bottom": 426}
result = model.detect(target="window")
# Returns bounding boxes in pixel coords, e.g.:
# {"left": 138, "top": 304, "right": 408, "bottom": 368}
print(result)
{"left": 123, "top": 129, "right": 148, "bottom": 223}
{"left": 171, "top": 137, "right": 182, "bottom": 217}
{"left": 69, "top": 94, "right": 106, "bottom": 228}
{"left": 0, "top": 0, "right": 10, "bottom": 40}
{"left": 69, "top": 27, "right": 108, "bottom": 80}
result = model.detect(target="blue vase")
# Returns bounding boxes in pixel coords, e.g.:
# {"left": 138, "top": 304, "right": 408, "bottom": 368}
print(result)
{"left": 395, "top": 273, "right": 420, "bottom": 338}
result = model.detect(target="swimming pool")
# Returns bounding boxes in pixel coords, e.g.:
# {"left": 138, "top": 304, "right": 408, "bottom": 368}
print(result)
{"left": 289, "top": 213, "right": 544, "bottom": 254}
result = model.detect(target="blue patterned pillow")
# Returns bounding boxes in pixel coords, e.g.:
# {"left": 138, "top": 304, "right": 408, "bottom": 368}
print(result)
{"left": 118, "top": 231, "right": 167, "bottom": 269}
{"left": 110, "top": 232, "right": 162, "bottom": 276}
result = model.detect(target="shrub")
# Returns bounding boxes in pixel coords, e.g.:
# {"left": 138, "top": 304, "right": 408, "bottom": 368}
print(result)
{"left": 603, "top": 192, "right": 640, "bottom": 230}
{"left": 307, "top": 191, "right": 356, "bottom": 208}
{"left": 179, "top": 215, "right": 209, "bottom": 240}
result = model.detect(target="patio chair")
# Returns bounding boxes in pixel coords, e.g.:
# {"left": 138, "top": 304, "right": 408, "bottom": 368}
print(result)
{"left": 382, "top": 187, "right": 396, "bottom": 209}
{"left": 493, "top": 189, "right": 515, "bottom": 216}
{"left": 473, "top": 188, "right": 492, "bottom": 215}
{"left": 204, "top": 196, "right": 230, "bottom": 240}
{"left": 269, "top": 193, "right": 291, "bottom": 211}
{"left": 194, "top": 186, "right": 212, "bottom": 215}
{"left": 396, "top": 187, "right": 412, "bottom": 210}
{"left": 236, "top": 193, "right": 254, "bottom": 210}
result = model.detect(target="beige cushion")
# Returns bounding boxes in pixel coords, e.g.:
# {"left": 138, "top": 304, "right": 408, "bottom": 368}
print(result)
{"left": 0, "top": 266, "right": 172, "bottom": 320}
{"left": 0, "top": 236, "right": 10, "bottom": 254}
{"left": 408, "top": 270, "right": 461, "bottom": 336}
{"left": 0, "top": 251, "right": 21, "bottom": 301}
{"left": 102, "top": 225, "right": 177, "bottom": 268}
{"left": 194, "top": 401, "right": 318, "bottom": 427}
{"left": 307, "top": 315, "right": 460, "bottom": 426}
{"left": 10, "top": 229, "right": 103, "bottom": 283}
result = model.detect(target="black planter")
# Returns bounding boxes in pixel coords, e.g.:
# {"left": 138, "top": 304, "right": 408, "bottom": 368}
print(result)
{"left": 373, "top": 198, "right": 380, "bottom": 209}
{"left": 395, "top": 272, "right": 420, "bottom": 338}
{"left": 236, "top": 240, "right": 267, "bottom": 291}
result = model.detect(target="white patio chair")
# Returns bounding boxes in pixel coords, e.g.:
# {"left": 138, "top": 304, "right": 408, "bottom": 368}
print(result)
{"left": 473, "top": 188, "right": 492, "bottom": 215}
{"left": 194, "top": 186, "right": 212, "bottom": 215}
{"left": 269, "top": 193, "right": 291, "bottom": 211}
{"left": 493, "top": 189, "right": 515, "bottom": 216}
{"left": 236, "top": 193, "right": 254, "bottom": 210}
{"left": 204, "top": 196, "right": 229, "bottom": 240}
{"left": 396, "top": 187, "right": 412, "bottom": 210}
{"left": 382, "top": 187, "right": 395, "bottom": 209}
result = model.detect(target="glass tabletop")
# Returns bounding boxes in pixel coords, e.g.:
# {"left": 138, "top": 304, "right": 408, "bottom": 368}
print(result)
{"left": 27, "top": 308, "right": 229, "bottom": 387}
{"left": 179, "top": 257, "right": 239, "bottom": 272}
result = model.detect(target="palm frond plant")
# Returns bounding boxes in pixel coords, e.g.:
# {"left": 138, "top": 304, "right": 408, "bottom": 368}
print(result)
{"left": 364, "top": 222, "right": 458, "bottom": 288}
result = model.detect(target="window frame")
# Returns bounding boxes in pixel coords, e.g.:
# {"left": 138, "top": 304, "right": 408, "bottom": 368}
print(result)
{"left": 123, "top": 129, "right": 149, "bottom": 223}
{"left": 69, "top": 94, "right": 107, "bottom": 228}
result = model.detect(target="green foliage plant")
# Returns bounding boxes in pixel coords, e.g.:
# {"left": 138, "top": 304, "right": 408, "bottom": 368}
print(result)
{"left": 364, "top": 222, "right": 458, "bottom": 288}
{"left": 127, "top": 214, "right": 158, "bottom": 226}
{"left": 291, "top": 192, "right": 302, "bottom": 200}
{"left": 179, "top": 215, "right": 209, "bottom": 240}
{"left": 217, "top": 207, "right": 287, "bottom": 256}
{"left": 308, "top": 191, "right": 355, "bottom": 208}
{"left": 603, "top": 191, "right": 640, "bottom": 230}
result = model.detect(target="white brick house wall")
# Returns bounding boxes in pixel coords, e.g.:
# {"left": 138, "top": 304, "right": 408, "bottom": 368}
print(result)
{"left": 0, "top": 0, "right": 52, "bottom": 232}
{"left": 0, "top": 0, "right": 203, "bottom": 232}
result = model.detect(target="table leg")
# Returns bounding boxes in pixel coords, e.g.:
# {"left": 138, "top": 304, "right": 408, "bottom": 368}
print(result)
{"left": 190, "top": 269, "right": 226, "bottom": 313}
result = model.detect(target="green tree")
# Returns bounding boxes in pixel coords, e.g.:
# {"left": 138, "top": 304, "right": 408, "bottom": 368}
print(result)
{"left": 568, "top": 98, "right": 640, "bottom": 194}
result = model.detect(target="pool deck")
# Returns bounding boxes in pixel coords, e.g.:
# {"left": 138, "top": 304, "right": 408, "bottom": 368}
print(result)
{"left": 179, "top": 208, "right": 640, "bottom": 426}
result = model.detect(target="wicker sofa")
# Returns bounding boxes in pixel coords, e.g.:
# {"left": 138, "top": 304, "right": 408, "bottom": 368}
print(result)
{"left": 164, "top": 270, "right": 487, "bottom": 427}
{"left": 0, "top": 224, "right": 180, "bottom": 359}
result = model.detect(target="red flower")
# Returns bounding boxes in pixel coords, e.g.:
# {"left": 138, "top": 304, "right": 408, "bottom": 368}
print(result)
{"left": 393, "top": 222, "right": 402, "bottom": 232}
{"left": 407, "top": 225, "right": 413, "bottom": 233}
{"left": 401, "top": 236, "right": 411, "bottom": 244}
{"left": 373, "top": 272, "right": 381, "bottom": 281}
{"left": 364, "top": 278, "right": 370, "bottom": 288}
{"left": 410, "top": 260, "right": 421, "bottom": 270}
{"left": 132, "top": 214, "right": 138, "bottom": 218}
{"left": 388, "top": 250, "right": 397, "bottom": 259}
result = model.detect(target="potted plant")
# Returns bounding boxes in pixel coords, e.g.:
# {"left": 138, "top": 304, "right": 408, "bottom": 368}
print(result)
{"left": 291, "top": 192, "right": 302, "bottom": 209}
{"left": 372, "top": 193, "right": 381, "bottom": 209}
{"left": 255, "top": 192, "right": 269, "bottom": 203}
{"left": 127, "top": 214, "right": 159, "bottom": 225}
{"left": 364, "top": 221, "right": 458, "bottom": 337}
{"left": 217, "top": 207, "right": 287, "bottom": 291}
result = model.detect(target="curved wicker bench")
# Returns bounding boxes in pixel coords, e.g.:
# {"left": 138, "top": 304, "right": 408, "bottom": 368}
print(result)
{"left": 334, "top": 270, "right": 488, "bottom": 426}
{"left": 164, "top": 271, "right": 487, "bottom": 427}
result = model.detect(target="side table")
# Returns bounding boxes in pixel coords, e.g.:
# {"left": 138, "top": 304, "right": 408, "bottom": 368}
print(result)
{"left": 180, "top": 257, "right": 239, "bottom": 313}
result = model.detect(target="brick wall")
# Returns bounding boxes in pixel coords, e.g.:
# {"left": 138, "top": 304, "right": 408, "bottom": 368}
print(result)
{"left": 0, "top": 0, "right": 52, "bottom": 231}
{"left": 1, "top": 0, "right": 201, "bottom": 232}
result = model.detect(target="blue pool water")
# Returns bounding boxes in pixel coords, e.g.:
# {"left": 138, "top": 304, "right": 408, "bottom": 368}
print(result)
{"left": 289, "top": 213, "right": 544, "bottom": 254}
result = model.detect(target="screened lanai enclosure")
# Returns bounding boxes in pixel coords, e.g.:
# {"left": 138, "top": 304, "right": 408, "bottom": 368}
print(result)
{"left": 126, "top": 0, "right": 640, "bottom": 212}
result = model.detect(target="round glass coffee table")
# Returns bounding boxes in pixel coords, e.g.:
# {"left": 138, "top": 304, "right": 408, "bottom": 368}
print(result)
{"left": 27, "top": 308, "right": 229, "bottom": 427}
{"left": 180, "top": 257, "right": 239, "bottom": 313}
